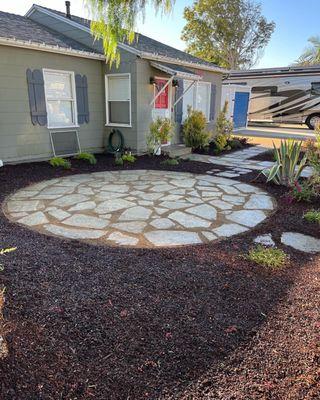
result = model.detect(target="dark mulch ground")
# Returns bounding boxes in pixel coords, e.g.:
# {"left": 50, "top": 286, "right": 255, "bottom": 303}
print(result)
{"left": 0, "top": 154, "right": 319, "bottom": 399}
{"left": 193, "top": 138, "right": 253, "bottom": 157}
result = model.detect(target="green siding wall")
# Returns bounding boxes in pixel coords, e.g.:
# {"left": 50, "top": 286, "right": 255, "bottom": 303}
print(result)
{"left": 0, "top": 45, "right": 106, "bottom": 163}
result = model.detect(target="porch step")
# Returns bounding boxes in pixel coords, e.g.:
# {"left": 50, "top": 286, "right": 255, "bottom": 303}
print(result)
{"left": 162, "top": 144, "right": 192, "bottom": 158}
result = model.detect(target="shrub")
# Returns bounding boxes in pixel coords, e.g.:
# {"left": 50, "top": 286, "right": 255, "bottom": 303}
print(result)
{"left": 214, "top": 133, "right": 228, "bottom": 152}
{"left": 182, "top": 107, "right": 211, "bottom": 150}
{"left": 228, "top": 138, "right": 243, "bottom": 150}
{"left": 148, "top": 117, "right": 174, "bottom": 154}
{"left": 291, "top": 180, "right": 315, "bottom": 202}
{"left": 75, "top": 152, "right": 97, "bottom": 165}
{"left": 121, "top": 153, "right": 136, "bottom": 163}
{"left": 247, "top": 245, "right": 289, "bottom": 269}
{"left": 262, "top": 140, "right": 308, "bottom": 186}
{"left": 49, "top": 157, "right": 71, "bottom": 169}
{"left": 303, "top": 209, "right": 320, "bottom": 224}
{"left": 114, "top": 157, "right": 124, "bottom": 166}
{"left": 161, "top": 158, "right": 179, "bottom": 166}
{"left": 215, "top": 101, "right": 233, "bottom": 137}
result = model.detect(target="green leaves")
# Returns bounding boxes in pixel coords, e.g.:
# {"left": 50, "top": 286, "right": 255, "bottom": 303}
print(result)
{"left": 262, "top": 140, "right": 308, "bottom": 187}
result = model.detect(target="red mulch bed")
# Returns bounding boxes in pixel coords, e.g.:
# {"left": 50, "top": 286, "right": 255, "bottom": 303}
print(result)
{"left": 0, "top": 155, "right": 319, "bottom": 399}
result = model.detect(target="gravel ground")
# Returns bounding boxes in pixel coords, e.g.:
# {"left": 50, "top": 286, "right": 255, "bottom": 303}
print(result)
{"left": 0, "top": 154, "right": 319, "bottom": 399}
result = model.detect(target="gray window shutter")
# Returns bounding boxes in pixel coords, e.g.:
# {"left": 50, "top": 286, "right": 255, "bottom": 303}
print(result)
{"left": 209, "top": 83, "right": 216, "bottom": 121}
{"left": 175, "top": 79, "right": 184, "bottom": 124}
{"left": 26, "top": 69, "right": 47, "bottom": 126}
{"left": 75, "top": 74, "right": 89, "bottom": 124}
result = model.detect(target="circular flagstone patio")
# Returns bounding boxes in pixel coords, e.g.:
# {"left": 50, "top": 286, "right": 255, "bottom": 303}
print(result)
{"left": 4, "top": 170, "right": 275, "bottom": 248}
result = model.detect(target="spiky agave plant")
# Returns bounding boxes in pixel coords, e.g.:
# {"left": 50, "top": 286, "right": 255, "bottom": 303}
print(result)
{"left": 262, "top": 140, "right": 308, "bottom": 186}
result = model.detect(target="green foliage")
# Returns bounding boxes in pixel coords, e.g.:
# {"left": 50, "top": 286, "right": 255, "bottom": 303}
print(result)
{"left": 86, "top": 0, "right": 173, "bottom": 66}
{"left": 303, "top": 210, "right": 320, "bottom": 224}
{"left": 0, "top": 248, "right": 16, "bottom": 256}
{"left": 49, "top": 157, "right": 71, "bottom": 169}
{"left": 148, "top": 117, "right": 175, "bottom": 154}
{"left": 121, "top": 153, "right": 136, "bottom": 163}
{"left": 247, "top": 245, "right": 288, "bottom": 269}
{"left": 215, "top": 101, "right": 233, "bottom": 137}
{"left": 161, "top": 158, "right": 179, "bottom": 166}
{"left": 182, "top": 107, "right": 211, "bottom": 150}
{"left": 262, "top": 140, "right": 308, "bottom": 186}
{"left": 295, "top": 36, "right": 320, "bottom": 66}
{"left": 291, "top": 181, "right": 315, "bottom": 202}
{"left": 181, "top": 0, "right": 275, "bottom": 69}
{"left": 228, "top": 138, "right": 243, "bottom": 150}
{"left": 214, "top": 134, "right": 228, "bottom": 152}
{"left": 305, "top": 128, "right": 320, "bottom": 174}
{"left": 115, "top": 157, "right": 124, "bottom": 166}
{"left": 75, "top": 152, "right": 97, "bottom": 165}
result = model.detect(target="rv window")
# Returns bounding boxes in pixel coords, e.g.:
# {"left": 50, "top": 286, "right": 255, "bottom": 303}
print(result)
{"left": 311, "top": 82, "right": 320, "bottom": 95}
{"left": 251, "top": 86, "right": 277, "bottom": 95}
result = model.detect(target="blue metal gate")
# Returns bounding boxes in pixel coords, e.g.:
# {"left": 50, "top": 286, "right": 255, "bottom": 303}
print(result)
{"left": 233, "top": 92, "right": 250, "bottom": 128}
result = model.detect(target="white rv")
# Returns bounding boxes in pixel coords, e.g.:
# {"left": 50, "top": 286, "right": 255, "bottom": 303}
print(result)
{"left": 225, "top": 65, "right": 320, "bottom": 129}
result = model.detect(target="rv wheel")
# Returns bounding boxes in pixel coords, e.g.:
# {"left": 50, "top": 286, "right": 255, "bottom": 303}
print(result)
{"left": 306, "top": 114, "right": 320, "bottom": 129}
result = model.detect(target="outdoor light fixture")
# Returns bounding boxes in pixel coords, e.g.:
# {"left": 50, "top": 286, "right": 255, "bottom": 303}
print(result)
{"left": 172, "top": 79, "right": 179, "bottom": 87}
{"left": 150, "top": 77, "right": 156, "bottom": 85}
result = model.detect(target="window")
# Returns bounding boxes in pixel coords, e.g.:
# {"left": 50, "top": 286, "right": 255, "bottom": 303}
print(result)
{"left": 182, "top": 80, "right": 211, "bottom": 121}
{"left": 106, "top": 74, "right": 131, "bottom": 126}
{"left": 311, "top": 82, "right": 320, "bottom": 95}
{"left": 43, "top": 69, "right": 77, "bottom": 128}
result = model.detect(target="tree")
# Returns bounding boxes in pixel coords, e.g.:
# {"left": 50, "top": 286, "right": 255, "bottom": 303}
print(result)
{"left": 295, "top": 36, "right": 320, "bottom": 66}
{"left": 85, "top": 0, "right": 173, "bottom": 66}
{"left": 181, "top": 0, "right": 275, "bottom": 70}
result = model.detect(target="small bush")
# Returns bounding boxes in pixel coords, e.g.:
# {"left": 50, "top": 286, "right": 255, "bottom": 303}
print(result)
{"left": 228, "top": 138, "right": 243, "bottom": 150}
{"left": 122, "top": 153, "right": 136, "bottom": 163}
{"left": 161, "top": 158, "right": 179, "bottom": 166}
{"left": 115, "top": 157, "right": 124, "bottom": 166}
{"left": 303, "top": 209, "right": 320, "bottom": 224}
{"left": 247, "top": 245, "right": 289, "bottom": 269}
{"left": 49, "top": 157, "right": 71, "bottom": 169}
{"left": 214, "top": 134, "right": 228, "bottom": 152}
{"left": 148, "top": 117, "right": 174, "bottom": 154}
{"left": 183, "top": 107, "right": 211, "bottom": 150}
{"left": 215, "top": 101, "right": 233, "bottom": 137}
{"left": 291, "top": 180, "right": 315, "bottom": 202}
{"left": 75, "top": 152, "right": 97, "bottom": 165}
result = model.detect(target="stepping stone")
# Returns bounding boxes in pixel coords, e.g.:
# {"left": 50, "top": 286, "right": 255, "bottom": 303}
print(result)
{"left": 40, "top": 186, "right": 74, "bottom": 195}
{"left": 107, "top": 232, "right": 139, "bottom": 246}
{"left": 159, "top": 201, "right": 191, "bottom": 210}
{"left": 7, "top": 200, "right": 43, "bottom": 213}
{"left": 119, "top": 206, "right": 152, "bottom": 221}
{"left": 168, "top": 211, "right": 211, "bottom": 228}
{"left": 281, "top": 232, "right": 320, "bottom": 253}
{"left": 44, "top": 224, "right": 106, "bottom": 240}
{"left": 51, "top": 194, "right": 89, "bottom": 208}
{"left": 150, "top": 218, "right": 175, "bottom": 229}
{"left": 245, "top": 194, "right": 274, "bottom": 210}
{"left": 222, "top": 195, "right": 246, "bottom": 205}
{"left": 227, "top": 210, "right": 266, "bottom": 227}
{"left": 145, "top": 230, "right": 202, "bottom": 246}
{"left": 11, "top": 190, "right": 39, "bottom": 199}
{"left": 235, "top": 183, "right": 260, "bottom": 194}
{"left": 48, "top": 209, "right": 71, "bottom": 221}
{"left": 213, "top": 223, "right": 248, "bottom": 237}
{"left": 254, "top": 234, "right": 275, "bottom": 247}
{"left": 202, "top": 231, "right": 217, "bottom": 241}
{"left": 170, "top": 179, "right": 196, "bottom": 188}
{"left": 112, "top": 221, "right": 147, "bottom": 233}
{"left": 17, "top": 211, "right": 48, "bottom": 226}
{"left": 216, "top": 172, "right": 240, "bottom": 178}
{"left": 10, "top": 212, "right": 28, "bottom": 219}
{"left": 209, "top": 199, "right": 233, "bottom": 210}
{"left": 95, "top": 199, "right": 135, "bottom": 213}
{"left": 68, "top": 201, "right": 96, "bottom": 212}
{"left": 138, "top": 200, "right": 153, "bottom": 206}
{"left": 150, "top": 184, "right": 175, "bottom": 192}
{"left": 137, "top": 192, "right": 163, "bottom": 201}
{"left": 186, "top": 204, "right": 217, "bottom": 220}
{"left": 161, "top": 194, "right": 184, "bottom": 201}
{"left": 62, "top": 214, "right": 109, "bottom": 229}
{"left": 96, "top": 184, "right": 129, "bottom": 193}
{"left": 155, "top": 207, "right": 167, "bottom": 215}
{"left": 217, "top": 185, "right": 240, "bottom": 195}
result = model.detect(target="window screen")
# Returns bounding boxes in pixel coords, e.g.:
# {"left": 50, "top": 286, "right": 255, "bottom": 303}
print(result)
{"left": 106, "top": 74, "right": 131, "bottom": 125}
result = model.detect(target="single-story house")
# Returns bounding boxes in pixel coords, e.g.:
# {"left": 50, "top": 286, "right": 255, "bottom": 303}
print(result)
{"left": 0, "top": 3, "right": 226, "bottom": 164}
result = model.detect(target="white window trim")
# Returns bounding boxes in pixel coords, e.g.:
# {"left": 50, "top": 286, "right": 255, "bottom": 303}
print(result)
{"left": 105, "top": 73, "right": 132, "bottom": 128}
{"left": 183, "top": 80, "right": 211, "bottom": 121}
{"left": 43, "top": 68, "right": 79, "bottom": 129}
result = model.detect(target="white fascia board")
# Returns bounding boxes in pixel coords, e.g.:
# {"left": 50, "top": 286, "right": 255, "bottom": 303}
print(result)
{"left": 0, "top": 36, "right": 105, "bottom": 60}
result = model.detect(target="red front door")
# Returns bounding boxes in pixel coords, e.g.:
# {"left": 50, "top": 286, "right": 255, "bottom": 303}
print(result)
{"left": 155, "top": 79, "right": 169, "bottom": 109}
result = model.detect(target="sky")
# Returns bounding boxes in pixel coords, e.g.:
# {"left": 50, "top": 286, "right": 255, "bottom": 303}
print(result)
{"left": 1, "top": 0, "right": 319, "bottom": 69}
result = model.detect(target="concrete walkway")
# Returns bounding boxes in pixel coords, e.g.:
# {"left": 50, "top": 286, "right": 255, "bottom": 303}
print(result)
{"left": 4, "top": 170, "right": 275, "bottom": 248}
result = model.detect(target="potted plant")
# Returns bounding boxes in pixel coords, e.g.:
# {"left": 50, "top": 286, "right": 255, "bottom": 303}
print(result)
{"left": 148, "top": 117, "right": 174, "bottom": 155}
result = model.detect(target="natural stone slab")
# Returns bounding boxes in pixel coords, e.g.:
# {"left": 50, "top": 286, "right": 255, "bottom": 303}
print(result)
{"left": 150, "top": 218, "right": 175, "bottom": 229}
{"left": 62, "top": 214, "right": 109, "bottom": 229}
{"left": 119, "top": 206, "right": 152, "bottom": 221}
{"left": 95, "top": 199, "right": 135, "bottom": 213}
{"left": 7, "top": 200, "right": 43, "bottom": 213}
{"left": 213, "top": 223, "right": 248, "bottom": 237}
{"left": 145, "top": 230, "right": 202, "bottom": 246}
{"left": 44, "top": 224, "right": 106, "bottom": 240}
{"left": 48, "top": 209, "right": 71, "bottom": 221}
{"left": 222, "top": 195, "right": 246, "bottom": 205}
{"left": 254, "top": 234, "right": 275, "bottom": 247}
{"left": 168, "top": 211, "right": 211, "bottom": 228}
{"left": 51, "top": 194, "right": 89, "bottom": 208}
{"left": 68, "top": 201, "right": 96, "bottom": 212}
{"left": 245, "top": 194, "right": 274, "bottom": 210}
{"left": 227, "top": 210, "right": 266, "bottom": 227}
{"left": 159, "top": 201, "right": 191, "bottom": 210}
{"left": 186, "top": 204, "right": 217, "bottom": 220}
{"left": 281, "top": 232, "right": 320, "bottom": 253}
{"left": 17, "top": 211, "right": 48, "bottom": 226}
{"left": 209, "top": 199, "right": 233, "bottom": 210}
{"left": 107, "top": 232, "right": 138, "bottom": 246}
{"left": 112, "top": 221, "right": 147, "bottom": 233}
{"left": 202, "top": 231, "right": 217, "bottom": 241}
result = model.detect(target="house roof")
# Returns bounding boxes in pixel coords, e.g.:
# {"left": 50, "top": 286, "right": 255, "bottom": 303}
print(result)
{"left": 0, "top": 10, "right": 99, "bottom": 55}
{"left": 27, "top": 4, "right": 225, "bottom": 73}
{"left": 150, "top": 61, "right": 202, "bottom": 80}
